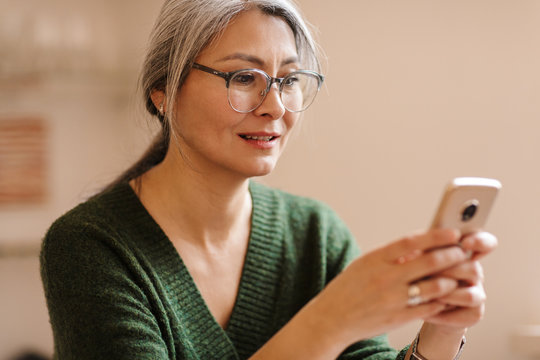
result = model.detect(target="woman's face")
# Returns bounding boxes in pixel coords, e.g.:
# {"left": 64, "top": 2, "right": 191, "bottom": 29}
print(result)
{"left": 172, "top": 9, "right": 301, "bottom": 179}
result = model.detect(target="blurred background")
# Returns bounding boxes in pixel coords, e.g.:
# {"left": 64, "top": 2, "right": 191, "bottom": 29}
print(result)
{"left": 1, "top": 0, "right": 539, "bottom": 359}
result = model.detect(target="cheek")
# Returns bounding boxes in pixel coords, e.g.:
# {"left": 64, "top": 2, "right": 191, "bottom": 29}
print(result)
{"left": 173, "top": 84, "right": 235, "bottom": 134}
{"left": 175, "top": 71, "right": 231, "bottom": 112}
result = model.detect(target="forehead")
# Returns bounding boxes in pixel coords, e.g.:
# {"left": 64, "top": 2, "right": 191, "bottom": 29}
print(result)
{"left": 197, "top": 9, "right": 298, "bottom": 65}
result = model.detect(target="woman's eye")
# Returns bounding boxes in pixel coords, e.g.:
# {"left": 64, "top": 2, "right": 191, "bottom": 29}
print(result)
{"left": 232, "top": 73, "right": 256, "bottom": 86}
{"left": 283, "top": 76, "right": 299, "bottom": 87}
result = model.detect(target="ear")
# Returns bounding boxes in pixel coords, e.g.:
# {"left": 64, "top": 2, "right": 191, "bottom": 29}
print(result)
{"left": 150, "top": 90, "right": 166, "bottom": 115}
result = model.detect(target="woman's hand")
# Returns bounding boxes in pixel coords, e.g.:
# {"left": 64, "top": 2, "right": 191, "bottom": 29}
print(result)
{"left": 309, "top": 228, "right": 470, "bottom": 346}
{"left": 423, "top": 231, "right": 497, "bottom": 329}
{"left": 412, "top": 231, "right": 497, "bottom": 359}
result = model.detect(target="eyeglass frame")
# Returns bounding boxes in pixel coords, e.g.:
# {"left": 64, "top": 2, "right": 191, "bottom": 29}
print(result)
{"left": 191, "top": 63, "right": 325, "bottom": 113}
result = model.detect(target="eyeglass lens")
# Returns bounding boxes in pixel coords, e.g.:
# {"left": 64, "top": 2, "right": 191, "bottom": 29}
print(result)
{"left": 228, "top": 70, "right": 320, "bottom": 113}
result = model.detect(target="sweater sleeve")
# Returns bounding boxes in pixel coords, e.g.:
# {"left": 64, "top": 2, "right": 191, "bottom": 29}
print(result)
{"left": 40, "top": 219, "right": 173, "bottom": 360}
{"left": 323, "top": 208, "right": 409, "bottom": 360}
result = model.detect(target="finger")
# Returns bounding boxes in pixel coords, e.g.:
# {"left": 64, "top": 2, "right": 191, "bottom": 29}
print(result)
{"left": 438, "top": 261, "right": 484, "bottom": 285}
{"left": 460, "top": 232, "right": 498, "bottom": 260}
{"left": 397, "top": 301, "right": 448, "bottom": 324}
{"left": 401, "top": 246, "right": 468, "bottom": 282}
{"left": 438, "top": 285, "right": 486, "bottom": 307}
{"left": 385, "top": 229, "right": 461, "bottom": 263}
{"left": 407, "top": 277, "right": 458, "bottom": 304}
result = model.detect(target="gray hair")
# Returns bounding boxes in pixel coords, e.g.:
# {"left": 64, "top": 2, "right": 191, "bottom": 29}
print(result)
{"left": 110, "top": 0, "right": 321, "bottom": 188}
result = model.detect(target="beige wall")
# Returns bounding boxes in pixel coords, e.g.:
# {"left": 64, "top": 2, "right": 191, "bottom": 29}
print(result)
{"left": 264, "top": 1, "right": 540, "bottom": 359}
{"left": 0, "top": 1, "right": 160, "bottom": 358}
{"left": 1, "top": 1, "right": 539, "bottom": 359}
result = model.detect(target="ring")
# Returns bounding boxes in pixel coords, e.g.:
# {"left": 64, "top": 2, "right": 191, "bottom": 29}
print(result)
{"left": 407, "top": 284, "right": 423, "bottom": 306}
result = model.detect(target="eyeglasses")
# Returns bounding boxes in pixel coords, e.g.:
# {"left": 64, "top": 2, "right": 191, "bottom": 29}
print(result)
{"left": 192, "top": 63, "right": 324, "bottom": 113}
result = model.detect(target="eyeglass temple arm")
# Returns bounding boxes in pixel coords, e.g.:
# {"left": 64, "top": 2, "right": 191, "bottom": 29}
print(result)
{"left": 192, "top": 63, "right": 230, "bottom": 81}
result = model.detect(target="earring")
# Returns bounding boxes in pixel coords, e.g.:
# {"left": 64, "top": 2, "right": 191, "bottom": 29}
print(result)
{"left": 159, "top": 103, "right": 164, "bottom": 115}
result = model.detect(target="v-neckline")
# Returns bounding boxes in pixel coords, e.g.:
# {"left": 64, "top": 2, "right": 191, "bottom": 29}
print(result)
{"left": 121, "top": 181, "right": 285, "bottom": 359}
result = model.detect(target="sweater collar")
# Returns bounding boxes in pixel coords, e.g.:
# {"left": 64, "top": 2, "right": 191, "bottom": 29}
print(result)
{"left": 116, "top": 181, "right": 285, "bottom": 359}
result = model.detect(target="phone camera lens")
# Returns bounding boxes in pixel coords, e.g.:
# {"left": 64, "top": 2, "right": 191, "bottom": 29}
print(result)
{"left": 461, "top": 202, "right": 478, "bottom": 222}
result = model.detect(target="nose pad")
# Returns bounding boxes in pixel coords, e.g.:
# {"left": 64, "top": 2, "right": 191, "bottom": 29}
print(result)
{"left": 254, "top": 84, "right": 285, "bottom": 118}
{"left": 259, "top": 81, "right": 279, "bottom": 97}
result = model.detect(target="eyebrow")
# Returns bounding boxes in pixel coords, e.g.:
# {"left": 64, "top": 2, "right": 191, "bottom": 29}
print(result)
{"left": 216, "top": 53, "right": 299, "bottom": 67}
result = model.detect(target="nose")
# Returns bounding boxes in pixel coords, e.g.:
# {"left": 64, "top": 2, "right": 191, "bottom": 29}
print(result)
{"left": 253, "top": 83, "right": 286, "bottom": 119}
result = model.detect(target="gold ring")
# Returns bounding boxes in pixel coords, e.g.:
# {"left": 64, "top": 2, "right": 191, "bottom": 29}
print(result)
{"left": 407, "top": 284, "right": 423, "bottom": 306}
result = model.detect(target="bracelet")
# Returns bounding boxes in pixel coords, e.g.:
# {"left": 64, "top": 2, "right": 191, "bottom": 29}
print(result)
{"left": 410, "top": 332, "right": 466, "bottom": 360}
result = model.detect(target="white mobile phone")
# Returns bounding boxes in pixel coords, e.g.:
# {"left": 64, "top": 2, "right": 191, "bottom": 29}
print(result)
{"left": 430, "top": 177, "right": 501, "bottom": 234}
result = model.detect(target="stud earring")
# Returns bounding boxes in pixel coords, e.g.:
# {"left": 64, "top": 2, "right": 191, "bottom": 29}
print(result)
{"left": 159, "top": 103, "right": 164, "bottom": 115}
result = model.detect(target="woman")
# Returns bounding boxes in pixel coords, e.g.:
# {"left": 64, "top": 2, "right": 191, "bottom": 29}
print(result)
{"left": 40, "top": 0, "right": 496, "bottom": 359}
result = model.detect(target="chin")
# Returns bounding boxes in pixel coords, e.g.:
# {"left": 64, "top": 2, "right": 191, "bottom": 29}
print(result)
{"left": 243, "top": 160, "right": 277, "bottom": 178}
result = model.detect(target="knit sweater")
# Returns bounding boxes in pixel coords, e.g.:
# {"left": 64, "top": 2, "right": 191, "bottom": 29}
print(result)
{"left": 41, "top": 181, "right": 409, "bottom": 360}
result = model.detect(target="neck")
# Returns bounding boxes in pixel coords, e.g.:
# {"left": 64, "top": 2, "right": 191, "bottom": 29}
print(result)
{"left": 135, "top": 146, "right": 252, "bottom": 248}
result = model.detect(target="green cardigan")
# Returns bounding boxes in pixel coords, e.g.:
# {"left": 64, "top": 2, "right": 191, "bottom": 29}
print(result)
{"left": 40, "top": 181, "right": 408, "bottom": 359}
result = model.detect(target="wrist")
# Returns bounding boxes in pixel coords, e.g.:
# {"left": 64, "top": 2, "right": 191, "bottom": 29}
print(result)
{"left": 421, "top": 322, "right": 467, "bottom": 339}
{"left": 411, "top": 331, "right": 466, "bottom": 360}
{"left": 412, "top": 323, "right": 466, "bottom": 360}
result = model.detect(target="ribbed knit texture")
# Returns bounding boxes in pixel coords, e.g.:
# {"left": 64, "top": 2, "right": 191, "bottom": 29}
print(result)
{"left": 40, "top": 181, "right": 408, "bottom": 360}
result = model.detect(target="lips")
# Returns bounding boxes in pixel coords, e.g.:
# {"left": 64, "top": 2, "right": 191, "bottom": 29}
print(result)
{"left": 239, "top": 135, "right": 277, "bottom": 141}
{"left": 238, "top": 132, "right": 280, "bottom": 141}
{"left": 238, "top": 132, "right": 280, "bottom": 149}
